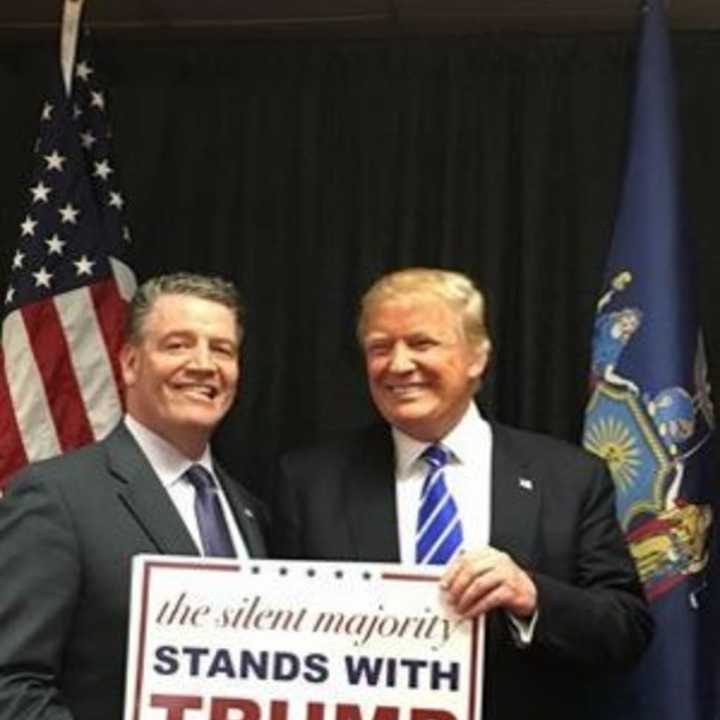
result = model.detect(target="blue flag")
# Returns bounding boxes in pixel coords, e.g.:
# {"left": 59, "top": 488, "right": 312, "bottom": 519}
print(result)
{"left": 582, "top": 1, "right": 718, "bottom": 719}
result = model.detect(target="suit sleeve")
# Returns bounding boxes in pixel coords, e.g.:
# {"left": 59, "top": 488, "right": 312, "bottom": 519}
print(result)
{"left": 268, "top": 456, "right": 303, "bottom": 559}
{"left": 0, "top": 468, "right": 79, "bottom": 720}
{"left": 530, "top": 461, "right": 653, "bottom": 667}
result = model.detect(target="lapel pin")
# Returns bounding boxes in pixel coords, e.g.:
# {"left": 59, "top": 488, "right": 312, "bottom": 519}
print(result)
{"left": 518, "top": 477, "right": 534, "bottom": 491}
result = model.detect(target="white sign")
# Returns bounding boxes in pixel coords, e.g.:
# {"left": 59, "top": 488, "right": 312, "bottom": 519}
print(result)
{"left": 124, "top": 556, "right": 484, "bottom": 720}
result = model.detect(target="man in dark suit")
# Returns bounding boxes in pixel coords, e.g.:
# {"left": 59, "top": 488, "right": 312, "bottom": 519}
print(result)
{"left": 0, "top": 273, "right": 266, "bottom": 720}
{"left": 272, "top": 267, "right": 653, "bottom": 720}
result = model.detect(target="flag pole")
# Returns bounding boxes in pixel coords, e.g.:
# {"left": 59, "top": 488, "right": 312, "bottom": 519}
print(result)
{"left": 60, "top": 0, "right": 85, "bottom": 96}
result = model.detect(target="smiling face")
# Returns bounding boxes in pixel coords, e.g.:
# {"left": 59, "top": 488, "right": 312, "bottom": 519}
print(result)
{"left": 121, "top": 293, "right": 240, "bottom": 458}
{"left": 362, "top": 293, "right": 488, "bottom": 442}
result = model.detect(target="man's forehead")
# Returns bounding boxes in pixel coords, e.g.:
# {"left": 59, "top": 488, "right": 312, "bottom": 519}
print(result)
{"left": 366, "top": 294, "right": 460, "bottom": 325}
{"left": 148, "top": 293, "right": 230, "bottom": 316}
{"left": 141, "top": 293, "right": 237, "bottom": 335}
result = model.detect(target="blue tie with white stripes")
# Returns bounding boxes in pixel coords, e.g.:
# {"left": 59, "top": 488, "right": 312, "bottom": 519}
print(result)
{"left": 415, "top": 445, "right": 464, "bottom": 565}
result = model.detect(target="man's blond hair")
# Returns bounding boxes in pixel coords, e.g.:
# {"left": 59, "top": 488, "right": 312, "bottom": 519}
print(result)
{"left": 357, "top": 268, "right": 492, "bottom": 358}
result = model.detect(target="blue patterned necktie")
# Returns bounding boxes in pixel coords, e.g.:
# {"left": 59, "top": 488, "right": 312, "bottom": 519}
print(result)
{"left": 185, "top": 464, "right": 236, "bottom": 558}
{"left": 415, "top": 445, "right": 464, "bottom": 564}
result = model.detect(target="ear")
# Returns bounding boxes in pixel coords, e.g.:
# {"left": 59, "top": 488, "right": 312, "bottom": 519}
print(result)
{"left": 467, "top": 338, "right": 491, "bottom": 381}
{"left": 119, "top": 343, "right": 139, "bottom": 389}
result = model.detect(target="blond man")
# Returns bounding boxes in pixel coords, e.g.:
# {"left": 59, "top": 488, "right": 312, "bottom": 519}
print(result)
{"left": 272, "top": 267, "right": 652, "bottom": 720}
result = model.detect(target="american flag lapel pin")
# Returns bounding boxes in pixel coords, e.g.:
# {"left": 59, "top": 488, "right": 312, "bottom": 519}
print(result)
{"left": 518, "top": 477, "right": 534, "bottom": 492}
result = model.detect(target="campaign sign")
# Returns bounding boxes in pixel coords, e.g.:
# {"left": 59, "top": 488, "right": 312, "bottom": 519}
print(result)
{"left": 124, "top": 556, "right": 484, "bottom": 720}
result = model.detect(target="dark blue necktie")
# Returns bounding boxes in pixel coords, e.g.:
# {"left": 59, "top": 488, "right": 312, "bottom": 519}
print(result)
{"left": 185, "top": 464, "right": 236, "bottom": 558}
{"left": 415, "top": 445, "right": 464, "bottom": 564}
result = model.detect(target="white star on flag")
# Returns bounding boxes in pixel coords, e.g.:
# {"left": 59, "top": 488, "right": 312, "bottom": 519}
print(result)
{"left": 45, "top": 235, "right": 66, "bottom": 255}
{"left": 41, "top": 102, "right": 53, "bottom": 121}
{"left": 58, "top": 205, "right": 79, "bottom": 226}
{"left": 93, "top": 159, "right": 113, "bottom": 181}
{"left": 44, "top": 150, "right": 66, "bottom": 172}
{"left": 79, "top": 130, "right": 97, "bottom": 149}
{"left": 20, "top": 215, "right": 38, "bottom": 237}
{"left": 73, "top": 255, "right": 95, "bottom": 276}
{"left": 108, "top": 191, "right": 124, "bottom": 209}
{"left": 73, "top": 104, "right": 83, "bottom": 120}
{"left": 12, "top": 251, "right": 25, "bottom": 270}
{"left": 76, "top": 61, "right": 94, "bottom": 82}
{"left": 30, "top": 181, "right": 52, "bottom": 203}
{"left": 59, "top": 203, "right": 80, "bottom": 224}
{"left": 5, "top": 286, "right": 15, "bottom": 304}
{"left": 32, "top": 267, "right": 53, "bottom": 288}
{"left": 90, "top": 90, "right": 105, "bottom": 110}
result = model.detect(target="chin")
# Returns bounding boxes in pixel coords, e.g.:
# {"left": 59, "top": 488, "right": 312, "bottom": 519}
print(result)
{"left": 387, "top": 412, "right": 436, "bottom": 433}
{"left": 386, "top": 400, "right": 435, "bottom": 420}
{"left": 173, "top": 412, "right": 223, "bottom": 431}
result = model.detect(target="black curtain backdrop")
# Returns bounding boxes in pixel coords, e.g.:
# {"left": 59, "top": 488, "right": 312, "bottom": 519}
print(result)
{"left": 2, "top": 31, "right": 720, "bottom": 501}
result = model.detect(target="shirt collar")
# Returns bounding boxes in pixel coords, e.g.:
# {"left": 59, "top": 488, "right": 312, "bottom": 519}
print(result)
{"left": 124, "top": 414, "right": 214, "bottom": 488}
{"left": 392, "top": 402, "right": 489, "bottom": 477}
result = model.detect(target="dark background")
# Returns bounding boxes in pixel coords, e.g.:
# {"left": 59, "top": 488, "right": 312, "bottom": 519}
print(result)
{"left": 2, "top": 28, "right": 720, "bottom": 501}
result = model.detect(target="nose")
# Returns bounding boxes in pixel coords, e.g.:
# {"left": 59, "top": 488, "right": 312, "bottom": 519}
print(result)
{"left": 388, "top": 342, "right": 415, "bottom": 373}
{"left": 187, "top": 344, "right": 215, "bottom": 371}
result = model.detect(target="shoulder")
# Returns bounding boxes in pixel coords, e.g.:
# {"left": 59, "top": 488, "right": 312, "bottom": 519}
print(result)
{"left": 2, "top": 429, "right": 124, "bottom": 507}
{"left": 280, "top": 424, "right": 392, "bottom": 472}
{"left": 9, "top": 441, "right": 107, "bottom": 488}
{"left": 492, "top": 421, "right": 609, "bottom": 477}
{"left": 0, "top": 440, "right": 113, "bottom": 550}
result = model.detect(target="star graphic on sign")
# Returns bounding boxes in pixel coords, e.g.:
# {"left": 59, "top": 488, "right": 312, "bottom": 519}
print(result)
{"left": 44, "top": 150, "right": 67, "bottom": 172}
{"left": 59, "top": 203, "right": 80, "bottom": 224}
{"left": 76, "top": 60, "right": 94, "bottom": 82}
{"left": 29, "top": 181, "right": 52, "bottom": 203}
{"left": 5, "top": 286, "right": 15, "bottom": 304}
{"left": 79, "top": 130, "right": 97, "bottom": 150}
{"left": 108, "top": 191, "right": 125, "bottom": 209}
{"left": 12, "top": 250, "right": 25, "bottom": 269}
{"left": 45, "top": 234, "right": 66, "bottom": 255}
{"left": 20, "top": 215, "right": 38, "bottom": 237}
{"left": 94, "top": 159, "right": 114, "bottom": 181}
{"left": 33, "top": 267, "right": 53, "bottom": 288}
{"left": 74, "top": 255, "right": 95, "bottom": 277}
{"left": 90, "top": 90, "right": 105, "bottom": 110}
{"left": 41, "top": 102, "right": 53, "bottom": 121}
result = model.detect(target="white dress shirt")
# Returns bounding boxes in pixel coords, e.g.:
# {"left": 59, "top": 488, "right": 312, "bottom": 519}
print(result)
{"left": 394, "top": 402, "right": 492, "bottom": 563}
{"left": 393, "top": 403, "right": 536, "bottom": 642}
{"left": 124, "top": 415, "right": 248, "bottom": 558}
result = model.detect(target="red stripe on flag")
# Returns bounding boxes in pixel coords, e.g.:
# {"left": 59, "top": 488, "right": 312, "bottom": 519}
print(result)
{"left": 21, "top": 300, "right": 94, "bottom": 452}
{"left": 90, "top": 277, "right": 128, "bottom": 408}
{"left": 0, "top": 350, "right": 29, "bottom": 490}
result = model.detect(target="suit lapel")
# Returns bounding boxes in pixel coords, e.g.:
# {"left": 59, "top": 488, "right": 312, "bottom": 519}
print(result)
{"left": 345, "top": 426, "right": 399, "bottom": 562}
{"left": 335, "top": 421, "right": 543, "bottom": 567}
{"left": 489, "top": 424, "right": 541, "bottom": 570}
{"left": 215, "top": 464, "right": 267, "bottom": 558}
{"left": 106, "top": 424, "right": 199, "bottom": 556}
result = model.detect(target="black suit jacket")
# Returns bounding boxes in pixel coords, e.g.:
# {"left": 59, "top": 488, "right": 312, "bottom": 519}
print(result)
{"left": 271, "top": 421, "right": 653, "bottom": 720}
{"left": 0, "top": 423, "right": 267, "bottom": 720}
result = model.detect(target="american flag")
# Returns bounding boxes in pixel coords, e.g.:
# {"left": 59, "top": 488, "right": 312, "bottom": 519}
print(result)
{"left": 0, "top": 32, "right": 136, "bottom": 491}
